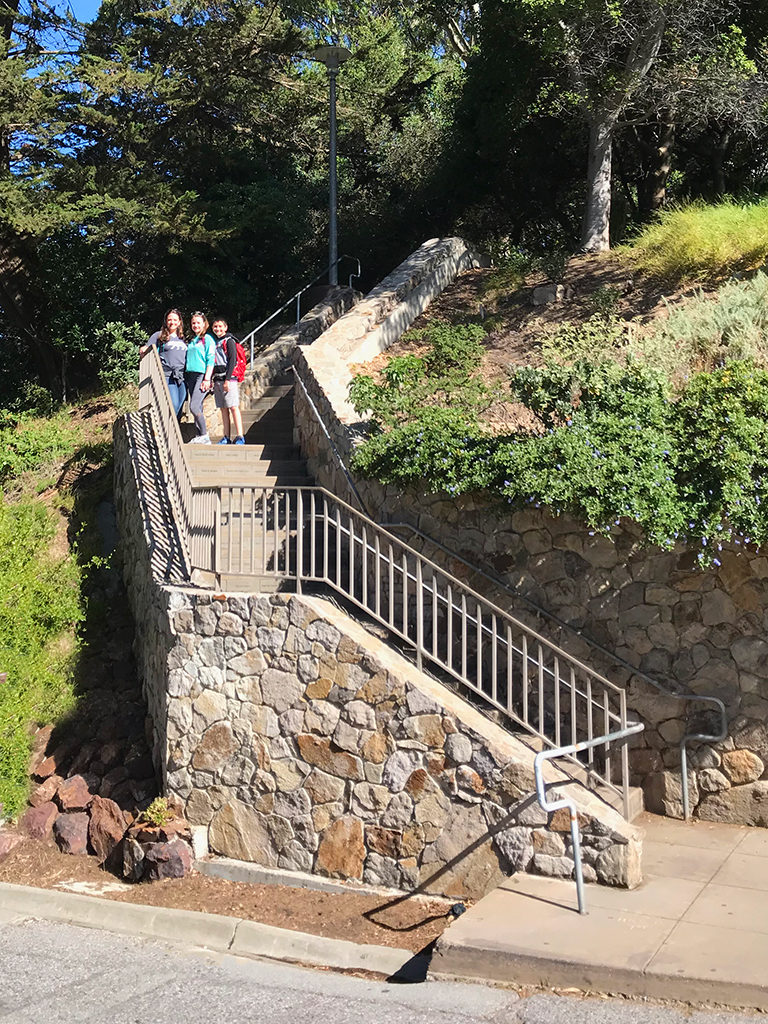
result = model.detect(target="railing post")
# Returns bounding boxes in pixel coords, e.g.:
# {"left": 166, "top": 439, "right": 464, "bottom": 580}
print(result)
{"left": 214, "top": 490, "right": 221, "bottom": 586}
{"left": 296, "top": 489, "right": 304, "bottom": 594}
{"left": 621, "top": 689, "right": 630, "bottom": 820}
{"left": 416, "top": 559, "right": 424, "bottom": 670}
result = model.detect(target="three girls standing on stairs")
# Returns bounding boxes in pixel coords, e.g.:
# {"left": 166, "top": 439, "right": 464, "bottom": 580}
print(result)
{"left": 140, "top": 309, "right": 244, "bottom": 445}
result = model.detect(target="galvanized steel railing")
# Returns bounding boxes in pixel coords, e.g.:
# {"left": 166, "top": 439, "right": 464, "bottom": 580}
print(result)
{"left": 139, "top": 348, "right": 217, "bottom": 577}
{"left": 217, "top": 485, "right": 641, "bottom": 817}
{"left": 241, "top": 256, "right": 361, "bottom": 364}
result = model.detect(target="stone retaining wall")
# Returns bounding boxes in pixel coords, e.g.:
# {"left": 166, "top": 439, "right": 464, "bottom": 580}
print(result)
{"left": 292, "top": 239, "right": 768, "bottom": 826}
{"left": 295, "top": 237, "right": 484, "bottom": 511}
{"left": 114, "top": 411, "right": 642, "bottom": 897}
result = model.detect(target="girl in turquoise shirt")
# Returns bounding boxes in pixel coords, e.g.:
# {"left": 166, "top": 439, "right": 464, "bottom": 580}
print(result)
{"left": 185, "top": 311, "right": 216, "bottom": 444}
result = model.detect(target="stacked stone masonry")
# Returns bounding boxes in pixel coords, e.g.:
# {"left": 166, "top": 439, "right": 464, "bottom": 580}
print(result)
{"left": 114, "top": 414, "right": 642, "bottom": 899}
{"left": 293, "top": 237, "right": 768, "bottom": 827}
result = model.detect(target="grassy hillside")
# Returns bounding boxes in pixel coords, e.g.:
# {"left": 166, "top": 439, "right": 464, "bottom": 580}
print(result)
{"left": 0, "top": 395, "right": 131, "bottom": 819}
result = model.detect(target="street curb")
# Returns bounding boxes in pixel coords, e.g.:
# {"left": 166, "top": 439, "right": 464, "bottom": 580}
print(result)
{"left": 0, "top": 882, "right": 422, "bottom": 978}
{"left": 429, "top": 937, "right": 768, "bottom": 1012}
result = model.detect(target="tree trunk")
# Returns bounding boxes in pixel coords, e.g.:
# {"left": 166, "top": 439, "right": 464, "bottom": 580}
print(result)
{"left": 712, "top": 129, "right": 732, "bottom": 197}
{"left": 637, "top": 120, "right": 675, "bottom": 220}
{"left": 0, "top": 234, "right": 61, "bottom": 394}
{"left": 581, "top": 117, "right": 614, "bottom": 253}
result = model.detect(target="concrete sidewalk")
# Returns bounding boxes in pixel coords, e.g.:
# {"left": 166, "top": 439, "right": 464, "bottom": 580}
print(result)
{"left": 432, "top": 813, "right": 768, "bottom": 1009}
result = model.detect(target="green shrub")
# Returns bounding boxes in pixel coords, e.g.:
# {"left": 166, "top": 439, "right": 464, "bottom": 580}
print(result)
{"left": 97, "top": 321, "right": 144, "bottom": 392}
{"left": 0, "top": 498, "right": 82, "bottom": 818}
{"left": 500, "top": 360, "right": 683, "bottom": 545}
{"left": 481, "top": 251, "right": 532, "bottom": 305}
{"left": 626, "top": 199, "right": 768, "bottom": 283}
{"left": 634, "top": 273, "right": 768, "bottom": 377}
{"left": 351, "top": 407, "right": 495, "bottom": 494}
{"left": 540, "top": 314, "right": 626, "bottom": 365}
{"left": 0, "top": 410, "right": 81, "bottom": 486}
{"left": 349, "top": 322, "right": 492, "bottom": 431}
{"left": 672, "top": 361, "right": 768, "bottom": 556}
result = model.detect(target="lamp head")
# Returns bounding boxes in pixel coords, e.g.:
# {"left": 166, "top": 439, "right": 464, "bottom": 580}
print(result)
{"left": 311, "top": 45, "right": 352, "bottom": 72}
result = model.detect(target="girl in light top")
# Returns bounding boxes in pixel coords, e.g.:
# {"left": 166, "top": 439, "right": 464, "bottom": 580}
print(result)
{"left": 139, "top": 309, "right": 187, "bottom": 416}
{"left": 185, "top": 311, "right": 216, "bottom": 444}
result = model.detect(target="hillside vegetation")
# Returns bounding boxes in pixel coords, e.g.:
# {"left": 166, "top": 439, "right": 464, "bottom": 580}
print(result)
{"left": 0, "top": 398, "right": 127, "bottom": 819}
{"left": 350, "top": 202, "right": 768, "bottom": 564}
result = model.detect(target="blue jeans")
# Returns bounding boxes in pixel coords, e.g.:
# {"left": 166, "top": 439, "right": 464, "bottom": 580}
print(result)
{"left": 166, "top": 378, "right": 186, "bottom": 417}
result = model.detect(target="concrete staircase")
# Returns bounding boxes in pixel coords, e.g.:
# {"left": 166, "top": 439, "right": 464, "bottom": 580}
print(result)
{"left": 191, "top": 372, "right": 311, "bottom": 489}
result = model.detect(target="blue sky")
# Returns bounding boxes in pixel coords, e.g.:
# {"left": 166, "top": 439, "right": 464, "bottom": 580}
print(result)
{"left": 68, "top": 0, "right": 101, "bottom": 22}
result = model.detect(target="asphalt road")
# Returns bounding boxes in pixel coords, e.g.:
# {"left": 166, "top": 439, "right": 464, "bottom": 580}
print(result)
{"left": 0, "top": 917, "right": 760, "bottom": 1024}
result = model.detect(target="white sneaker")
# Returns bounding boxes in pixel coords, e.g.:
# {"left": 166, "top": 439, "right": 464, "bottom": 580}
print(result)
{"left": 189, "top": 434, "right": 211, "bottom": 445}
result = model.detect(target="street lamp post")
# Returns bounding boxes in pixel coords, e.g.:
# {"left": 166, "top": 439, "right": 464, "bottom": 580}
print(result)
{"left": 312, "top": 45, "right": 351, "bottom": 286}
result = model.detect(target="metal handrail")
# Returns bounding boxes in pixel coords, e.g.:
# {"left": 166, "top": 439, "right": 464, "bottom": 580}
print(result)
{"left": 535, "top": 722, "right": 645, "bottom": 915}
{"left": 384, "top": 521, "right": 727, "bottom": 821}
{"left": 291, "top": 364, "right": 371, "bottom": 517}
{"left": 217, "top": 484, "right": 639, "bottom": 814}
{"left": 242, "top": 255, "right": 361, "bottom": 364}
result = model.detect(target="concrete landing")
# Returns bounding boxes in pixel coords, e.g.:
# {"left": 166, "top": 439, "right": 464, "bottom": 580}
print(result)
{"left": 431, "top": 813, "right": 768, "bottom": 1010}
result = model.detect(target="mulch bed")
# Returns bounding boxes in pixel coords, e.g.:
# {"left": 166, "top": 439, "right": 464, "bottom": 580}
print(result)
{"left": 0, "top": 834, "right": 456, "bottom": 953}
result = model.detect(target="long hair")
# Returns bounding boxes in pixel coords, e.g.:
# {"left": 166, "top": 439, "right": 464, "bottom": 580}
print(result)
{"left": 159, "top": 308, "right": 185, "bottom": 344}
{"left": 190, "top": 311, "right": 209, "bottom": 339}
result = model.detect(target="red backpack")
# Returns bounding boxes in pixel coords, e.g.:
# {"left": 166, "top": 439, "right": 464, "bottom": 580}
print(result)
{"left": 227, "top": 336, "right": 247, "bottom": 383}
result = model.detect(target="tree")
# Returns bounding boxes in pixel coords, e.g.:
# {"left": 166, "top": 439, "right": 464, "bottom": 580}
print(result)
{"left": 515, "top": 0, "right": 762, "bottom": 251}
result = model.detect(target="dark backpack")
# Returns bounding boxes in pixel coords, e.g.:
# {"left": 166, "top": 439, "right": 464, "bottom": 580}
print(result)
{"left": 226, "top": 336, "right": 247, "bottom": 383}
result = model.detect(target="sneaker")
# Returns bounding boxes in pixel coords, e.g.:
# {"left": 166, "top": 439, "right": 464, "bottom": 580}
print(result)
{"left": 234, "top": 436, "right": 245, "bottom": 445}
{"left": 189, "top": 434, "right": 211, "bottom": 445}
{"left": 217, "top": 437, "right": 231, "bottom": 445}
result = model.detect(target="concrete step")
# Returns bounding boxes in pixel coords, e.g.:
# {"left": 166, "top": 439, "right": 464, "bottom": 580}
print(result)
{"left": 187, "top": 444, "right": 300, "bottom": 461}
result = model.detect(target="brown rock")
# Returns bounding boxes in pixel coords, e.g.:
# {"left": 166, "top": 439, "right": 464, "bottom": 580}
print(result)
{"left": 123, "top": 836, "right": 145, "bottom": 881}
{"left": 88, "top": 796, "right": 127, "bottom": 864}
{"left": 401, "top": 823, "right": 425, "bottom": 858}
{"left": 722, "top": 749, "right": 764, "bottom": 786}
{"left": 100, "top": 765, "right": 129, "bottom": 798}
{"left": 53, "top": 812, "right": 89, "bottom": 855}
{"left": 209, "top": 801, "right": 278, "bottom": 866}
{"left": 191, "top": 723, "right": 238, "bottom": 771}
{"left": 303, "top": 769, "right": 346, "bottom": 805}
{"left": 316, "top": 816, "right": 365, "bottom": 879}
{"left": 366, "top": 826, "right": 401, "bottom": 858}
{"left": 20, "top": 801, "right": 58, "bottom": 839}
{"left": 34, "top": 755, "right": 59, "bottom": 781}
{"left": 361, "top": 732, "right": 389, "bottom": 765}
{"left": 305, "top": 677, "right": 333, "bottom": 700}
{"left": 28, "top": 725, "right": 54, "bottom": 776}
{"left": 0, "top": 829, "right": 21, "bottom": 862}
{"left": 425, "top": 753, "right": 446, "bottom": 776}
{"left": 498, "top": 763, "right": 536, "bottom": 800}
{"left": 68, "top": 742, "right": 97, "bottom": 777}
{"left": 296, "top": 735, "right": 364, "bottom": 780}
{"left": 456, "top": 766, "right": 485, "bottom": 794}
{"left": 355, "top": 673, "right": 391, "bottom": 704}
{"left": 405, "top": 769, "right": 430, "bottom": 799}
{"left": 405, "top": 715, "right": 446, "bottom": 748}
{"left": 29, "top": 775, "right": 63, "bottom": 808}
{"left": 142, "top": 838, "right": 193, "bottom": 880}
{"left": 549, "top": 808, "right": 592, "bottom": 832}
{"left": 56, "top": 775, "right": 93, "bottom": 812}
